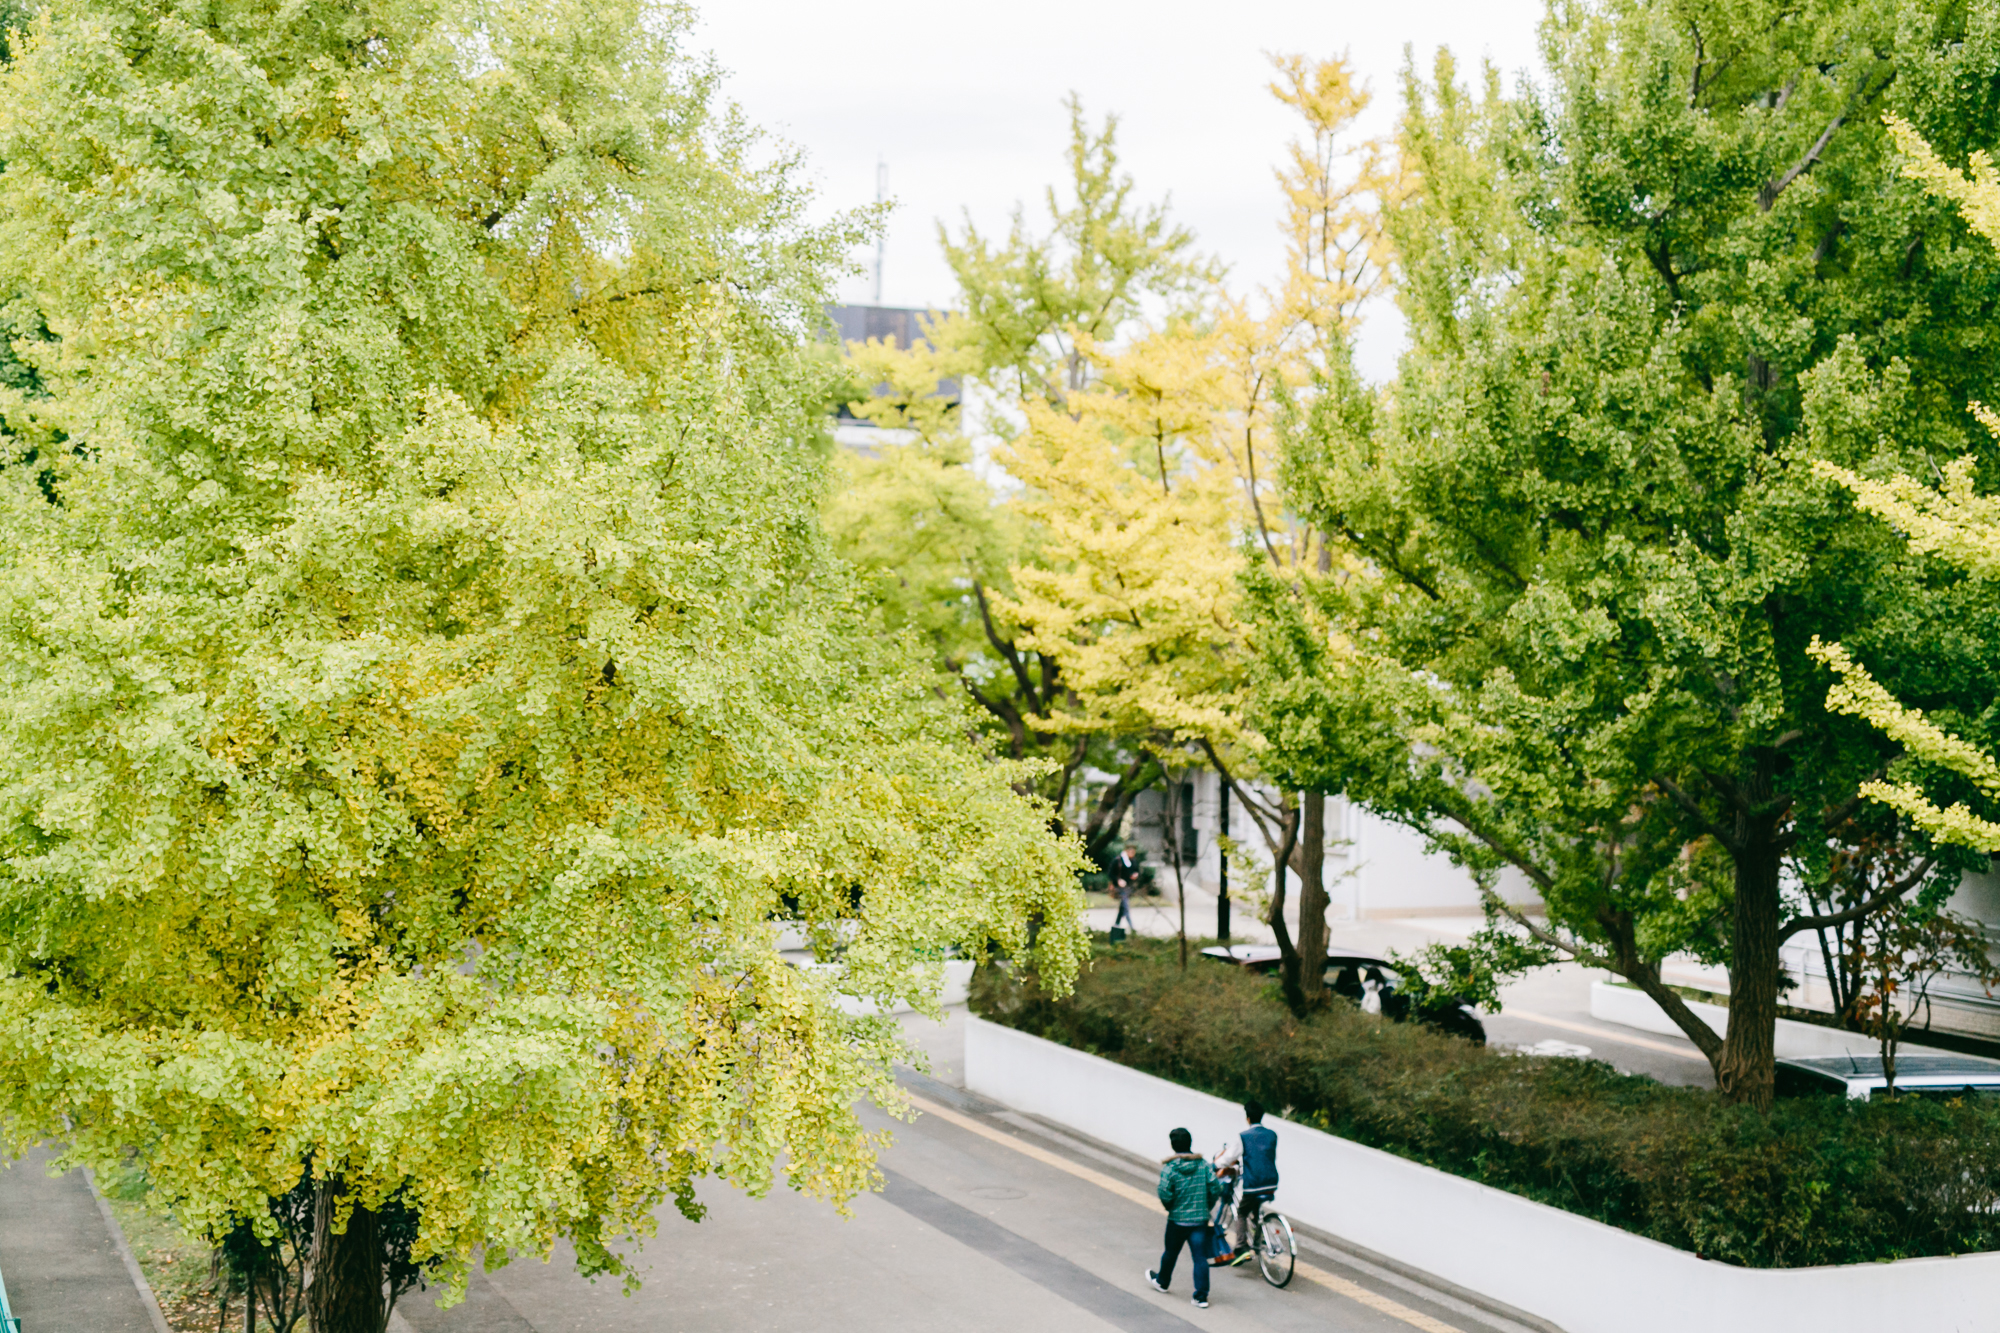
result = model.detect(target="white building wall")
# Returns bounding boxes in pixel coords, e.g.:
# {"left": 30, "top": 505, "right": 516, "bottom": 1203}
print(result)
{"left": 1179, "top": 773, "right": 1543, "bottom": 921}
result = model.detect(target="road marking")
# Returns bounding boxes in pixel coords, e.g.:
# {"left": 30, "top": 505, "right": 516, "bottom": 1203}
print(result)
{"left": 1497, "top": 1009, "right": 1710, "bottom": 1060}
{"left": 905, "top": 1091, "right": 1162, "bottom": 1209}
{"left": 904, "top": 1092, "right": 1467, "bottom": 1333}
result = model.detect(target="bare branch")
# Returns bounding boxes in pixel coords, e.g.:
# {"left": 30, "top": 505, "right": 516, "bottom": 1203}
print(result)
{"left": 1194, "top": 737, "right": 1292, "bottom": 859}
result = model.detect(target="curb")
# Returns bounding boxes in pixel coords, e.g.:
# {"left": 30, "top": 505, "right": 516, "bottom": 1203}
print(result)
{"left": 82, "top": 1169, "right": 172, "bottom": 1333}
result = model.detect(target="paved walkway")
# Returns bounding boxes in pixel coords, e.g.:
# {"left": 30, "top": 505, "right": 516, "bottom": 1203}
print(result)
{"left": 385, "top": 1009, "right": 1550, "bottom": 1333}
{"left": 0, "top": 1147, "right": 159, "bottom": 1332}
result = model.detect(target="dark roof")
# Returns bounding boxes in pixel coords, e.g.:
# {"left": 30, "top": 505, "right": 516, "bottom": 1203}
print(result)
{"left": 827, "top": 304, "right": 939, "bottom": 350}
{"left": 827, "top": 304, "right": 961, "bottom": 424}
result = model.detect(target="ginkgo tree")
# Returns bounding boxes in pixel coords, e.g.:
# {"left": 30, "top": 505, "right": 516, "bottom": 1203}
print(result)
{"left": 825, "top": 102, "right": 1211, "bottom": 865}
{"left": 1812, "top": 117, "right": 2000, "bottom": 851}
{"left": 830, "top": 56, "right": 1393, "bottom": 999}
{"left": 1251, "top": 0, "right": 2000, "bottom": 1107}
{"left": 0, "top": 1, "right": 1085, "bottom": 1330}
{"left": 994, "top": 53, "right": 1392, "bottom": 1001}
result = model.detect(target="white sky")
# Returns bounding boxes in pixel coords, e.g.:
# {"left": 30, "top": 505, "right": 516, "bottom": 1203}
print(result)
{"left": 695, "top": 0, "right": 1547, "bottom": 381}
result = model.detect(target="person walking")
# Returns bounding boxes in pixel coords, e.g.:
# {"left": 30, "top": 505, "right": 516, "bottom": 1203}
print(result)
{"left": 1147, "top": 1127, "right": 1223, "bottom": 1309}
{"left": 1108, "top": 846, "right": 1140, "bottom": 935}
{"left": 1209, "top": 1100, "right": 1279, "bottom": 1267}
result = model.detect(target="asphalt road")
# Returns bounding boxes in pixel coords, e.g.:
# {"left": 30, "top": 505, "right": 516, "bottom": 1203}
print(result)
{"left": 1485, "top": 963, "right": 1717, "bottom": 1089}
{"left": 405, "top": 940, "right": 1701, "bottom": 1332}
{"left": 392, "top": 1069, "right": 1549, "bottom": 1333}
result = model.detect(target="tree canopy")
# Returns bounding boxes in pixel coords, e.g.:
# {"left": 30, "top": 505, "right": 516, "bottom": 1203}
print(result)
{"left": 1251, "top": 0, "right": 2000, "bottom": 1106}
{"left": 0, "top": 0, "right": 1084, "bottom": 1322}
{"left": 1812, "top": 116, "right": 2000, "bottom": 853}
{"left": 829, "top": 59, "right": 1392, "bottom": 999}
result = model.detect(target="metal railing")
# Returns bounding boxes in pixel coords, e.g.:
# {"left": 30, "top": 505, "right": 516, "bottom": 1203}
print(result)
{"left": 0, "top": 1252, "right": 21, "bottom": 1333}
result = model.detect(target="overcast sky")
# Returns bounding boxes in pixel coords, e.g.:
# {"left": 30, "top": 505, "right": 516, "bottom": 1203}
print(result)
{"left": 695, "top": 0, "right": 1548, "bottom": 380}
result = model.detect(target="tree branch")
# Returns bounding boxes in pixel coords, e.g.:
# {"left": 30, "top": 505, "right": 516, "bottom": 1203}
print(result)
{"left": 1781, "top": 856, "right": 1936, "bottom": 941}
{"left": 1338, "top": 525, "right": 1443, "bottom": 602}
{"left": 1654, "top": 774, "right": 1741, "bottom": 854}
{"left": 1819, "top": 767, "right": 1888, "bottom": 835}
{"left": 1758, "top": 69, "right": 1895, "bottom": 212}
{"left": 1483, "top": 891, "right": 1614, "bottom": 970}
{"left": 972, "top": 581, "right": 1040, "bottom": 707}
{"left": 1194, "top": 737, "right": 1293, "bottom": 862}
{"left": 1625, "top": 964, "right": 1726, "bottom": 1061}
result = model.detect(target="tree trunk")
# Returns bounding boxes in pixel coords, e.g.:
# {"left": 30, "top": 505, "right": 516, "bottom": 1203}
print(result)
{"left": 1269, "top": 802, "right": 1305, "bottom": 1015}
{"left": 1717, "top": 826, "right": 1783, "bottom": 1110}
{"left": 306, "top": 1180, "right": 384, "bottom": 1333}
{"left": 1296, "top": 791, "right": 1330, "bottom": 1007}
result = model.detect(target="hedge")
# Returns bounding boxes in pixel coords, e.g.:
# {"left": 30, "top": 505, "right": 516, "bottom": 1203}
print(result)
{"left": 971, "top": 936, "right": 2000, "bottom": 1267}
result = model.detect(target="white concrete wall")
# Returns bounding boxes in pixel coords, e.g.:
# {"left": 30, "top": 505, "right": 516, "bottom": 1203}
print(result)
{"left": 965, "top": 1015, "right": 2000, "bottom": 1333}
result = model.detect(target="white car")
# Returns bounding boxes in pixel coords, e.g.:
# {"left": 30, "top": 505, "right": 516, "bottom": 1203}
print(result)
{"left": 1773, "top": 1052, "right": 2000, "bottom": 1101}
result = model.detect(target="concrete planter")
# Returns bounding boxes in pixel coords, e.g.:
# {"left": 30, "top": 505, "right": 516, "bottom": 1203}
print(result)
{"left": 964, "top": 1014, "right": 2000, "bottom": 1333}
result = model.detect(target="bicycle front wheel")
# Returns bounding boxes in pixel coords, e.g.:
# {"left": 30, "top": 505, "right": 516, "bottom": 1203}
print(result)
{"left": 1257, "top": 1210, "right": 1296, "bottom": 1288}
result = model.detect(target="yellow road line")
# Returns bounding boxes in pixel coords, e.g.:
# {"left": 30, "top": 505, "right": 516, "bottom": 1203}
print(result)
{"left": 1500, "top": 1009, "right": 1709, "bottom": 1059}
{"left": 904, "top": 1091, "right": 1465, "bottom": 1333}
{"left": 904, "top": 1090, "right": 1161, "bottom": 1210}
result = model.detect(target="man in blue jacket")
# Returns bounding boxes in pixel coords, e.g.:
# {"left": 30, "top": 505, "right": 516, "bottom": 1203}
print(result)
{"left": 1210, "top": 1099, "right": 1278, "bottom": 1267}
{"left": 1147, "top": 1126, "right": 1222, "bottom": 1308}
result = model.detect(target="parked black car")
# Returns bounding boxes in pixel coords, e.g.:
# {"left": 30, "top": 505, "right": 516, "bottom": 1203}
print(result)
{"left": 1199, "top": 944, "right": 1486, "bottom": 1044}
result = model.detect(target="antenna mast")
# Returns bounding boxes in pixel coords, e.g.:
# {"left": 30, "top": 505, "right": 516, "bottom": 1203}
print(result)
{"left": 874, "top": 157, "right": 887, "bottom": 304}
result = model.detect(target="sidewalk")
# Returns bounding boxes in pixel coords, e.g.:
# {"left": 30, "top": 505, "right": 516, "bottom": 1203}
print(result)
{"left": 0, "top": 1147, "right": 161, "bottom": 1332}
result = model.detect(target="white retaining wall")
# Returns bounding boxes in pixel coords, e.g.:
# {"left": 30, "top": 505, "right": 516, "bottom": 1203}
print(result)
{"left": 965, "top": 1014, "right": 2000, "bottom": 1333}
{"left": 1588, "top": 980, "right": 1950, "bottom": 1059}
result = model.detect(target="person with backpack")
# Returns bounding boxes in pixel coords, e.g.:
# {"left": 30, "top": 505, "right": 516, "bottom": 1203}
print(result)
{"left": 1209, "top": 1099, "right": 1279, "bottom": 1267}
{"left": 1147, "top": 1126, "right": 1223, "bottom": 1309}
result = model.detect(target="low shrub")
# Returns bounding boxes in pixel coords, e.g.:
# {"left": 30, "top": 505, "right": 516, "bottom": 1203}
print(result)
{"left": 972, "top": 937, "right": 2000, "bottom": 1267}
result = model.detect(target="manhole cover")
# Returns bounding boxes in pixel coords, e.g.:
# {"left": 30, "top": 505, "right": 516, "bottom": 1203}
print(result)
{"left": 969, "top": 1186, "right": 1027, "bottom": 1200}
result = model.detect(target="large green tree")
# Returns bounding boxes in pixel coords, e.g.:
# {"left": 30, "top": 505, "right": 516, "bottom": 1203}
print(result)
{"left": 1252, "top": 0, "right": 2000, "bottom": 1106}
{"left": 0, "top": 0, "right": 1084, "bottom": 1328}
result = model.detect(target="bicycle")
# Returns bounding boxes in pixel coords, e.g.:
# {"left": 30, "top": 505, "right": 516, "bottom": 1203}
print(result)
{"left": 1213, "top": 1178, "right": 1296, "bottom": 1288}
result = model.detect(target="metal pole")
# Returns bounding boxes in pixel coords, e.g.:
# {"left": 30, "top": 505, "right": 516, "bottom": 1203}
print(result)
{"left": 1218, "top": 781, "right": 1231, "bottom": 942}
{"left": 874, "top": 158, "right": 887, "bottom": 304}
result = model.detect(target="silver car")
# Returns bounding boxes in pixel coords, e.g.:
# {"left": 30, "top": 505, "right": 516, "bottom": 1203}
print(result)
{"left": 1773, "top": 1052, "right": 2000, "bottom": 1100}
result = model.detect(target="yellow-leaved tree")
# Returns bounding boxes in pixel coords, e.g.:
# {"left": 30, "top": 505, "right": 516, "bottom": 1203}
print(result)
{"left": 993, "top": 53, "right": 1392, "bottom": 998}
{"left": 0, "top": 2, "right": 1085, "bottom": 1329}
{"left": 825, "top": 103, "right": 1212, "bottom": 869}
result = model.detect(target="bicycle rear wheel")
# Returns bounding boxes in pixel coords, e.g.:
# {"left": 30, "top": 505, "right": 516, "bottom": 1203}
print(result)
{"left": 1256, "top": 1210, "right": 1295, "bottom": 1288}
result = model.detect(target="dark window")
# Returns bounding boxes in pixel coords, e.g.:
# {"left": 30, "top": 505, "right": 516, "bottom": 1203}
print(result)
{"left": 1773, "top": 1065, "right": 1843, "bottom": 1098}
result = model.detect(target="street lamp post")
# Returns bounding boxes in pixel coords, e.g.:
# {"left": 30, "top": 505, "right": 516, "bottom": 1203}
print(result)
{"left": 1217, "top": 782, "right": 1230, "bottom": 942}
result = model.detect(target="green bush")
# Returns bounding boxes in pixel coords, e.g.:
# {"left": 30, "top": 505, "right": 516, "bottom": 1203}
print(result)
{"left": 972, "top": 937, "right": 2000, "bottom": 1267}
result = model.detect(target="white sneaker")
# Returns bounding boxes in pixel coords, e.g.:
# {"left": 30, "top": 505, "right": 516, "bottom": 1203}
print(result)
{"left": 1146, "top": 1270, "right": 1167, "bottom": 1293}
{"left": 1192, "top": 1293, "right": 1210, "bottom": 1309}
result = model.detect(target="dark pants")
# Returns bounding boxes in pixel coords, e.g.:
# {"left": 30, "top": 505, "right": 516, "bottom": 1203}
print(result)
{"left": 1228, "top": 1187, "right": 1275, "bottom": 1251}
{"left": 1157, "top": 1220, "right": 1211, "bottom": 1297}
